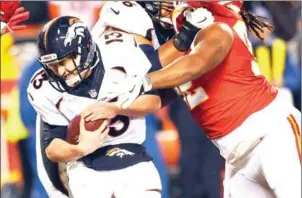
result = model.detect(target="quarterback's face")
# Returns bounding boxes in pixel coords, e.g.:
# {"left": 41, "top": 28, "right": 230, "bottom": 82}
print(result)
{"left": 48, "top": 57, "right": 76, "bottom": 78}
{"left": 48, "top": 56, "right": 91, "bottom": 87}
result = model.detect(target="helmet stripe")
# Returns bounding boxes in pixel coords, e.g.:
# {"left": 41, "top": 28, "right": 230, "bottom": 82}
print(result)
{"left": 43, "top": 17, "right": 59, "bottom": 50}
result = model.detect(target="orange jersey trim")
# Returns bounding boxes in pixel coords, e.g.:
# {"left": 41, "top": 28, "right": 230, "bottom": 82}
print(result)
{"left": 287, "top": 114, "right": 301, "bottom": 164}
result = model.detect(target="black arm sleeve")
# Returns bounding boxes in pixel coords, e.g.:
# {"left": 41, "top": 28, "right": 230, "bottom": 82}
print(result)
{"left": 139, "top": 44, "right": 162, "bottom": 72}
{"left": 157, "top": 88, "right": 179, "bottom": 107}
{"left": 38, "top": 120, "right": 69, "bottom": 195}
{"left": 139, "top": 44, "right": 179, "bottom": 106}
{"left": 42, "top": 121, "right": 67, "bottom": 149}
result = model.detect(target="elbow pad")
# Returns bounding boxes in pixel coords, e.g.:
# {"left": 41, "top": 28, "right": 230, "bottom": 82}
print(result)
{"left": 173, "top": 19, "right": 200, "bottom": 52}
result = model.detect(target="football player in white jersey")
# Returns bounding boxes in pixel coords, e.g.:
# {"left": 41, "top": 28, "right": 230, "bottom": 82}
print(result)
{"left": 28, "top": 15, "right": 165, "bottom": 198}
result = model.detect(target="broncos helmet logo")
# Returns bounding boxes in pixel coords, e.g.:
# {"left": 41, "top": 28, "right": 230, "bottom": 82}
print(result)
{"left": 106, "top": 148, "right": 135, "bottom": 158}
{"left": 64, "top": 20, "right": 86, "bottom": 47}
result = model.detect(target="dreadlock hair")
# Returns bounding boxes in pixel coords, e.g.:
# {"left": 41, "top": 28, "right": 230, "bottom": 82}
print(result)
{"left": 239, "top": 11, "right": 274, "bottom": 41}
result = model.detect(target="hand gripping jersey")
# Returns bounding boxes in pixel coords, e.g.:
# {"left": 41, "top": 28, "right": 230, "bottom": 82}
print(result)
{"left": 27, "top": 31, "right": 152, "bottom": 147}
{"left": 175, "top": 2, "right": 278, "bottom": 139}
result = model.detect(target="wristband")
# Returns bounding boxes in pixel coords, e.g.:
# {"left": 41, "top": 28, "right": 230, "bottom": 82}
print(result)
{"left": 142, "top": 75, "right": 152, "bottom": 92}
{"left": 173, "top": 19, "right": 200, "bottom": 52}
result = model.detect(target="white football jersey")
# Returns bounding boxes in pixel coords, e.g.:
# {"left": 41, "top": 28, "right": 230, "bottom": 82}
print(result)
{"left": 91, "top": 1, "right": 153, "bottom": 41}
{"left": 27, "top": 31, "right": 152, "bottom": 146}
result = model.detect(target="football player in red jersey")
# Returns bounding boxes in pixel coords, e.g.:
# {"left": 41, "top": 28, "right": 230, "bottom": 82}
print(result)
{"left": 0, "top": 1, "right": 29, "bottom": 36}
{"left": 83, "top": 1, "right": 301, "bottom": 198}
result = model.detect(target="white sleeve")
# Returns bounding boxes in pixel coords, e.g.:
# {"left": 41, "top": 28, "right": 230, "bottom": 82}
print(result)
{"left": 98, "top": 31, "right": 152, "bottom": 97}
{"left": 100, "top": 32, "right": 152, "bottom": 76}
{"left": 91, "top": 1, "right": 153, "bottom": 39}
{"left": 28, "top": 84, "right": 98, "bottom": 125}
{"left": 27, "top": 71, "right": 69, "bottom": 126}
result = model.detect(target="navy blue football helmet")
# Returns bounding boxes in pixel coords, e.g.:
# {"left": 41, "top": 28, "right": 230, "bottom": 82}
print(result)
{"left": 37, "top": 16, "right": 97, "bottom": 92}
{"left": 138, "top": 1, "right": 179, "bottom": 29}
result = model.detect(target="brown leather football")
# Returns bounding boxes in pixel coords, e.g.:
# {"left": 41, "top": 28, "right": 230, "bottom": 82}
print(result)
{"left": 66, "top": 115, "right": 105, "bottom": 144}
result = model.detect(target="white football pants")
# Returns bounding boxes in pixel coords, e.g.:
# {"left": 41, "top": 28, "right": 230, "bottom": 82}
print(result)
{"left": 68, "top": 161, "right": 162, "bottom": 198}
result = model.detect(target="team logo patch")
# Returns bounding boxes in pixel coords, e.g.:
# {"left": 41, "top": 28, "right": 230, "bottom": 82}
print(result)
{"left": 88, "top": 89, "right": 97, "bottom": 98}
{"left": 64, "top": 20, "right": 86, "bottom": 47}
{"left": 106, "top": 148, "right": 135, "bottom": 158}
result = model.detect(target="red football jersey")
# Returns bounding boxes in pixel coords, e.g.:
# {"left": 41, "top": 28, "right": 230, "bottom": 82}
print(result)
{"left": 176, "top": 2, "right": 278, "bottom": 139}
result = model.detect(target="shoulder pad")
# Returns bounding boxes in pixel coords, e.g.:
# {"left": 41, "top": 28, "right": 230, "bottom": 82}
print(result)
{"left": 97, "top": 31, "right": 151, "bottom": 76}
{"left": 92, "top": 1, "right": 154, "bottom": 39}
{"left": 27, "top": 69, "right": 68, "bottom": 126}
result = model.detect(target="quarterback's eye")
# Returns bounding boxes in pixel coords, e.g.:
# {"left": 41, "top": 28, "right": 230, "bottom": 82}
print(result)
{"left": 47, "top": 63, "right": 59, "bottom": 70}
{"left": 48, "top": 59, "right": 68, "bottom": 68}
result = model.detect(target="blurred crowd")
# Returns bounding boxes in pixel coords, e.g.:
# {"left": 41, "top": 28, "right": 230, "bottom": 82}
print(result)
{"left": 1, "top": 1, "right": 301, "bottom": 198}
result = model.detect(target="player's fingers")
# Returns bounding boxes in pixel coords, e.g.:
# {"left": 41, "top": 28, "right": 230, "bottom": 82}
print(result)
{"left": 89, "top": 114, "right": 102, "bottom": 122}
{"left": 98, "top": 127, "right": 110, "bottom": 146}
{"left": 81, "top": 110, "right": 93, "bottom": 119}
{"left": 14, "top": 7, "right": 25, "bottom": 14}
{"left": 102, "top": 126, "right": 110, "bottom": 136}
{"left": 95, "top": 120, "right": 109, "bottom": 133}
{"left": 10, "top": 19, "right": 26, "bottom": 26}
{"left": 82, "top": 107, "right": 94, "bottom": 118}
{"left": 10, "top": 25, "right": 27, "bottom": 31}
{"left": 85, "top": 113, "right": 98, "bottom": 122}
{"left": 79, "top": 117, "right": 85, "bottom": 132}
{"left": 10, "top": 11, "right": 30, "bottom": 22}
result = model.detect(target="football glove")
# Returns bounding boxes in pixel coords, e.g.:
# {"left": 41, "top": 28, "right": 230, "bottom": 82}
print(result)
{"left": 172, "top": 4, "right": 215, "bottom": 32}
{"left": 0, "top": 1, "right": 30, "bottom": 35}
{"left": 109, "top": 75, "right": 152, "bottom": 109}
{"left": 172, "top": 5, "right": 214, "bottom": 51}
{"left": 184, "top": 7, "right": 215, "bottom": 29}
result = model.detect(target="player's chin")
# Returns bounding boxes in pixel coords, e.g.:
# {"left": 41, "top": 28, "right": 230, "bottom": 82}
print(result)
{"left": 65, "top": 75, "right": 81, "bottom": 87}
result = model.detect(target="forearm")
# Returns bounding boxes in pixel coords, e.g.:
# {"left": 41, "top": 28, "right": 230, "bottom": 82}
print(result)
{"left": 148, "top": 23, "right": 233, "bottom": 90}
{"left": 158, "top": 39, "right": 185, "bottom": 67}
{"left": 148, "top": 53, "right": 203, "bottom": 90}
{"left": 46, "top": 139, "right": 85, "bottom": 162}
{"left": 117, "top": 95, "right": 161, "bottom": 117}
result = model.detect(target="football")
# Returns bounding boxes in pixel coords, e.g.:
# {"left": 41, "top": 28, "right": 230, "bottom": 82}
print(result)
{"left": 66, "top": 115, "right": 106, "bottom": 145}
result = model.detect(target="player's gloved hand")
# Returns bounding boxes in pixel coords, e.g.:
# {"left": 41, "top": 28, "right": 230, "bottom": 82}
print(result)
{"left": 0, "top": 1, "right": 21, "bottom": 22}
{"left": 184, "top": 7, "right": 215, "bottom": 29}
{"left": 0, "top": 2, "right": 30, "bottom": 35}
{"left": 77, "top": 118, "right": 110, "bottom": 156}
{"left": 172, "top": 4, "right": 214, "bottom": 51}
{"left": 109, "top": 75, "right": 152, "bottom": 109}
{"left": 172, "top": 4, "right": 214, "bottom": 32}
